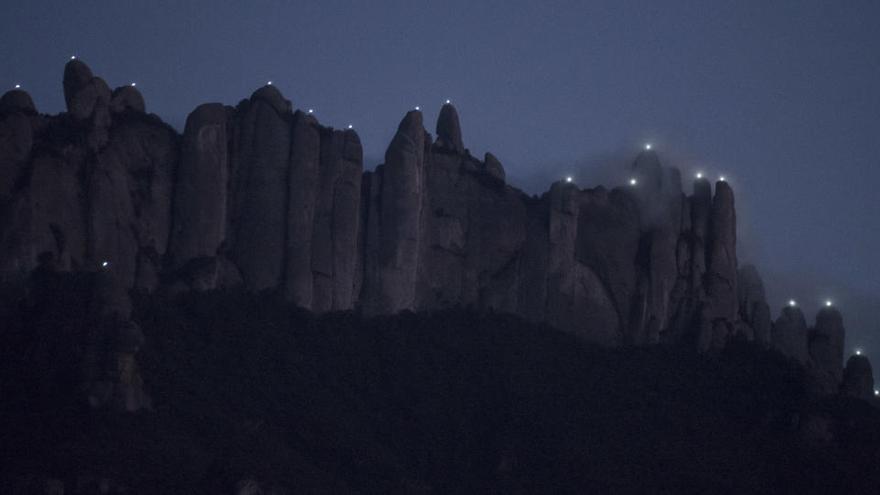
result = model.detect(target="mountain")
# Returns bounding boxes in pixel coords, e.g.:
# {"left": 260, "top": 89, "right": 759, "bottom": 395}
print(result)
{"left": 1, "top": 60, "right": 878, "bottom": 493}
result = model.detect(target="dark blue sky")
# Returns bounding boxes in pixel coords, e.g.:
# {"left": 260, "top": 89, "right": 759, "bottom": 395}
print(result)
{"left": 3, "top": 0, "right": 878, "bottom": 357}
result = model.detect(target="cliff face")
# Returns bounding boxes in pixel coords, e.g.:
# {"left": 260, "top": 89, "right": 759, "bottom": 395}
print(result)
{"left": 0, "top": 60, "right": 853, "bottom": 375}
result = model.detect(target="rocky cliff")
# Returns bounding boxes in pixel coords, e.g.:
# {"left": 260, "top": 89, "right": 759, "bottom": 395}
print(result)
{"left": 0, "top": 60, "right": 862, "bottom": 398}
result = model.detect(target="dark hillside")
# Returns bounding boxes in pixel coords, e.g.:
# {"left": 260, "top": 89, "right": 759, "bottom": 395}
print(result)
{"left": 2, "top": 285, "right": 879, "bottom": 493}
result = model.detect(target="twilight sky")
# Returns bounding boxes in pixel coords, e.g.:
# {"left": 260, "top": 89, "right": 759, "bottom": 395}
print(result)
{"left": 3, "top": 1, "right": 878, "bottom": 358}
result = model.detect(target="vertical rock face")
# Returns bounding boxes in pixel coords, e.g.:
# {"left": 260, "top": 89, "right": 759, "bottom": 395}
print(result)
{"left": 809, "top": 307, "right": 846, "bottom": 395}
{"left": 574, "top": 187, "right": 641, "bottom": 344}
{"left": 705, "top": 181, "right": 738, "bottom": 321}
{"left": 88, "top": 113, "right": 178, "bottom": 291}
{"left": 283, "top": 111, "right": 321, "bottom": 307}
{"left": 168, "top": 103, "right": 229, "bottom": 270}
{"left": 630, "top": 151, "right": 684, "bottom": 344}
{"left": 737, "top": 265, "right": 771, "bottom": 346}
{"left": 362, "top": 111, "right": 426, "bottom": 314}
{"left": 229, "top": 86, "right": 292, "bottom": 291}
{"left": 1, "top": 61, "right": 823, "bottom": 365}
{"left": 311, "top": 128, "right": 362, "bottom": 311}
{"left": 840, "top": 355, "right": 875, "bottom": 400}
{"left": 772, "top": 306, "right": 810, "bottom": 363}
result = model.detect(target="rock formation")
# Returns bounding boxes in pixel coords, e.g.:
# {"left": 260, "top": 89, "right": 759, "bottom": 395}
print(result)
{"left": 808, "top": 306, "right": 846, "bottom": 395}
{"left": 771, "top": 304, "right": 810, "bottom": 363}
{"left": 0, "top": 60, "right": 855, "bottom": 397}
{"left": 840, "top": 354, "right": 875, "bottom": 400}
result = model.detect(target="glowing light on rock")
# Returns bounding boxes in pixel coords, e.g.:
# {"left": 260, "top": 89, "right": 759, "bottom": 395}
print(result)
{"left": 445, "top": 99, "right": 451, "bottom": 104}
{"left": 347, "top": 124, "right": 353, "bottom": 129}
{"left": 307, "top": 109, "right": 314, "bottom": 114}
{"left": 696, "top": 172, "right": 703, "bottom": 179}
{"left": 101, "top": 261, "right": 109, "bottom": 268}
{"left": 14, "top": 84, "right": 20, "bottom": 89}
{"left": 70, "top": 55, "right": 76, "bottom": 60}
{"left": 629, "top": 178, "right": 638, "bottom": 186}
{"left": 875, "top": 389, "right": 879, "bottom": 396}
{"left": 415, "top": 106, "right": 420, "bottom": 111}
{"left": 267, "top": 81, "right": 273, "bottom": 85}
{"left": 788, "top": 299, "right": 797, "bottom": 307}
{"left": 130, "top": 82, "right": 136, "bottom": 87}
{"left": 719, "top": 176, "right": 726, "bottom": 182}
{"left": 856, "top": 349, "right": 862, "bottom": 356}
{"left": 565, "top": 176, "right": 573, "bottom": 183}
{"left": 645, "top": 143, "right": 652, "bottom": 150}
{"left": 825, "top": 300, "right": 833, "bottom": 307}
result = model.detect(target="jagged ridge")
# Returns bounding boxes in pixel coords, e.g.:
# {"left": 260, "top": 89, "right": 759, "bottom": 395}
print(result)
{"left": 0, "top": 60, "right": 870, "bottom": 408}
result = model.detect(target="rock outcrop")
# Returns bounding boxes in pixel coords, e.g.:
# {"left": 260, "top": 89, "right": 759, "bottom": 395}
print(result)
{"left": 840, "top": 354, "right": 875, "bottom": 401}
{"left": 0, "top": 60, "right": 851, "bottom": 396}
{"left": 808, "top": 306, "right": 846, "bottom": 395}
{"left": 771, "top": 305, "right": 810, "bottom": 363}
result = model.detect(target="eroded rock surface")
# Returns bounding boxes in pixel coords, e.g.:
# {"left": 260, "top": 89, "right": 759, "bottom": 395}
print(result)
{"left": 0, "top": 61, "right": 843, "bottom": 396}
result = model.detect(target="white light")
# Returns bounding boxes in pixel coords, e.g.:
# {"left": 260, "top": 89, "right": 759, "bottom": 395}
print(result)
{"left": 565, "top": 176, "right": 573, "bottom": 183}
{"left": 825, "top": 300, "right": 833, "bottom": 307}
{"left": 696, "top": 172, "right": 703, "bottom": 179}
{"left": 14, "top": 84, "right": 20, "bottom": 89}
{"left": 645, "top": 143, "right": 652, "bottom": 150}
{"left": 856, "top": 349, "right": 862, "bottom": 356}
{"left": 347, "top": 124, "right": 353, "bottom": 129}
{"left": 875, "top": 390, "right": 879, "bottom": 396}
{"left": 415, "top": 106, "right": 420, "bottom": 111}
{"left": 101, "top": 261, "right": 109, "bottom": 268}
{"left": 307, "top": 109, "right": 314, "bottom": 114}
{"left": 629, "top": 178, "right": 638, "bottom": 186}
{"left": 719, "top": 176, "right": 726, "bottom": 182}
{"left": 267, "top": 81, "right": 272, "bottom": 85}
{"left": 445, "top": 99, "right": 451, "bottom": 104}
{"left": 70, "top": 55, "right": 76, "bottom": 60}
{"left": 130, "top": 82, "right": 136, "bottom": 87}
{"left": 788, "top": 299, "right": 797, "bottom": 307}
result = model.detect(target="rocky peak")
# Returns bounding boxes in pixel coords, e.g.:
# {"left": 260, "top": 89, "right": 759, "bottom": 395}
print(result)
{"left": 841, "top": 354, "right": 875, "bottom": 400}
{"left": 435, "top": 102, "right": 463, "bottom": 153}
{"left": 809, "top": 307, "right": 846, "bottom": 395}
{"left": 110, "top": 85, "right": 145, "bottom": 113}
{"left": 62, "top": 59, "right": 111, "bottom": 121}
{"left": 250, "top": 84, "right": 292, "bottom": 115}
{"left": 0, "top": 89, "right": 36, "bottom": 114}
{"left": 772, "top": 305, "right": 810, "bottom": 362}
{"left": 0, "top": 61, "right": 855, "bottom": 398}
{"left": 632, "top": 149, "right": 663, "bottom": 191}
